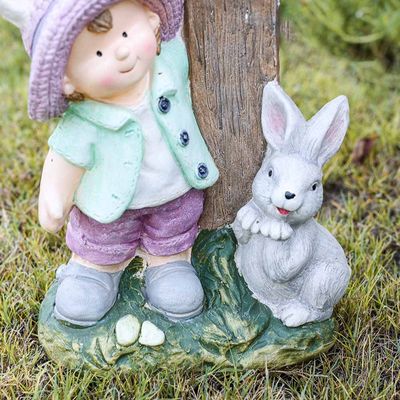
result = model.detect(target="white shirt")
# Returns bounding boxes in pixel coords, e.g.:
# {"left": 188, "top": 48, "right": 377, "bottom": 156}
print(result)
{"left": 129, "top": 95, "right": 191, "bottom": 209}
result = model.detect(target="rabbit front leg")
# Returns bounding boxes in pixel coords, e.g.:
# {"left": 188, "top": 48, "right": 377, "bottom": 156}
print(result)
{"left": 258, "top": 216, "right": 293, "bottom": 241}
{"left": 233, "top": 200, "right": 263, "bottom": 244}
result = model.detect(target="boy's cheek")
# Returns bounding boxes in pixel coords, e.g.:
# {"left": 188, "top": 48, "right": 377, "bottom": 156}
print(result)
{"left": 100, "top": 74, "right": 116, "bottom": 88}
{"left": 140, "top": 38, "right": 157, "bottom": 57}
{"left": 87, "top": 68, "right": 117, "bottom": 90}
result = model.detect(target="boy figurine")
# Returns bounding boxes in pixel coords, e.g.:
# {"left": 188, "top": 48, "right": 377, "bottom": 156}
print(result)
{"left": 0, "top": 0, "right": 219, "bottom": 326}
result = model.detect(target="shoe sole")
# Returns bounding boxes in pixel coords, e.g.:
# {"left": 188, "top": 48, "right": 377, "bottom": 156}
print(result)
{"left": 145, "top": 302, "right": 204, "bottom": 322}
{"left": 53, "top": 293, "right": 120, "bottom": 328}
{"left": 53, "top": 305, "right": 101, "bottom": 328}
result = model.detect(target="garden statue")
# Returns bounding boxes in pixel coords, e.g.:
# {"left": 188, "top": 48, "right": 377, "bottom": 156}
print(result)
{"left": 1, "top": 0, "right": 350, "bottom": 370}
{"left": 233, "top": 81, "right": 351, "bottom": 327}
{"left": 0, "top": 0, "right": 219, "bottom": 327}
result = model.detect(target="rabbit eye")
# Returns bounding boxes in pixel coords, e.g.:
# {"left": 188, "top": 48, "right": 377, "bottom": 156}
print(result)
{"left": 268, "top": 169, "right": 273, "bottom": 178}
{"left": 312, "top": 183, "right": 318, "bottom": 191}
{"left": 96, "top": 50, "right": 103, "bottom": 57}
{"left": 122, "top": 32, "right": 128, "bottom": 38}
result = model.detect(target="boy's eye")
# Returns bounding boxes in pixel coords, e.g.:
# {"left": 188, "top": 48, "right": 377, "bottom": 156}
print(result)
{"left": 122, "top": 32, "right": 128, "bottom": 38}
{"left": 96, "top": 51, "right": 103, "bottom": 57}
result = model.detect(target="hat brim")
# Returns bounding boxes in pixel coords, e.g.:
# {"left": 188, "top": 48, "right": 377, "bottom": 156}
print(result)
{"left": 28, "top": 0, "right": 183, "bottom": 121}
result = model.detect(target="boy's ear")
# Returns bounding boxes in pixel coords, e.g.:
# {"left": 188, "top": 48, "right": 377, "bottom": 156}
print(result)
{"left": 63, "top": 76, "right": 76, "bottom": 96}
{"left": 146, "top": 9, "right": 160, "bottom": 30}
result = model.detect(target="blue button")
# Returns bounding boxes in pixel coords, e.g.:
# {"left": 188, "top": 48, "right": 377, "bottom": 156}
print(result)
{"left": 197, "top": 163, "right": 209, "bottom": 179}
{"left": 158, "top": 96, "right": 171, "bottom": 113}
{"left": 180, "top": 131, "right": 190, "bottom": 146}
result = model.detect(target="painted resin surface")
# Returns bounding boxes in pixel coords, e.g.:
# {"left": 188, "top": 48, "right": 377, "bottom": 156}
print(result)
{"left": 233, "top": 82, "right": 351, "bottom": 328}
{"left": 39, "top": 228, "right": 335, "bottom": 370}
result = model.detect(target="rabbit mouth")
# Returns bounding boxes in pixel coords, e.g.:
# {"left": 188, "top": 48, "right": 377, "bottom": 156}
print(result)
{"left": 276, "top": 207, "right": 290, "bottom": 216}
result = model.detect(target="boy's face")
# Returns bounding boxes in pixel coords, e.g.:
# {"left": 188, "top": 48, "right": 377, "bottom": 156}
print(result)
{"left": 64, "top": 0, "right": 160, "bottom": 103}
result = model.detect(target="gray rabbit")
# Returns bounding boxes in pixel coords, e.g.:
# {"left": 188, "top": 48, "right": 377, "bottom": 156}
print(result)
{"left": 233, "top": 81, "right": 351, "bottom": 327}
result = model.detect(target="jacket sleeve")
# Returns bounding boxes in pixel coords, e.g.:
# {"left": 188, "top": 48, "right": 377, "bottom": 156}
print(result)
{"left": 48, "top": 112, "right": 96, "bottom": 170}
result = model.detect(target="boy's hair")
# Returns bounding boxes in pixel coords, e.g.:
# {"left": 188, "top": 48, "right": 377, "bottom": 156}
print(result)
{"left": 65, "top": 10, "right": 112, "bottom": 102}
{"left": 87, "top": 9, "right": 113, "bottom": 33}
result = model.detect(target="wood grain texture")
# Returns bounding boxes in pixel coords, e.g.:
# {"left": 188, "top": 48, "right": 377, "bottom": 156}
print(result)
{"left": 184, "top": 0, "right": 280, "bottom": 229}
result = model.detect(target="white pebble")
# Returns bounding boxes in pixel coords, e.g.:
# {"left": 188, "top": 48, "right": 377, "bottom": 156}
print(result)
{"left": 115, "top": 315, "right": 141, "bottom": 347}
{"left": 139, "top": 321, "right": 165, "bottom": 347}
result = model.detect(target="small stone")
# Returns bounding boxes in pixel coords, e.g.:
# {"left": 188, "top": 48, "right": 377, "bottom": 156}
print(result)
{"left": 115, "top": 315, "right": 141, "bottom": 347}
{"left": 72, "top": 342, "right": 81, "bottom": 352}
{"left": 139, "top": 321, "right": 165, "bottom": 347}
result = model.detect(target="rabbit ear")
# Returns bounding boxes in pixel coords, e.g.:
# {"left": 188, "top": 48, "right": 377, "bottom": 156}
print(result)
{"left": 0, "top": 0, "right": 32, "bottom": 31}
{"left": 305, "top": 95, "right": 349, "bottom": 166}
{"left": 261, "top": 81, "right": 306, "bottom": 152}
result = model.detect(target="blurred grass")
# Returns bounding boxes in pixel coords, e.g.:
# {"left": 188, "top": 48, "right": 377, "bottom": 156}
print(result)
{"left": 0, "top": 11, "right": 399, "bottom": 400}
{"left": 282, "top": 0, "right": 400, "bottom": 69}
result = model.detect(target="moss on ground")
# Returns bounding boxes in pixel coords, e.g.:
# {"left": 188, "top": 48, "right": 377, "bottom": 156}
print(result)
{"left": 0, "top": 17, "right": 399, "bottom": 399}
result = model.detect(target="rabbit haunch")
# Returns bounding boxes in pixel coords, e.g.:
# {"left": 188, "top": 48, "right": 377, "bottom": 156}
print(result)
{"left": 233, "top": 81, "right": 351, "bottom": 328}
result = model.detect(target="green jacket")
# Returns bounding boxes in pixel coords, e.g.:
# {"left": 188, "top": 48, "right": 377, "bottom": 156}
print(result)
{"left": 48, "top": 38, "right": 219, "bottom": 223}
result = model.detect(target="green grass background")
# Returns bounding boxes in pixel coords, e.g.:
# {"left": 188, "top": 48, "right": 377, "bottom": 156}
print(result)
{"left": 0, "top": 11, "right": 399, "bottom": 400}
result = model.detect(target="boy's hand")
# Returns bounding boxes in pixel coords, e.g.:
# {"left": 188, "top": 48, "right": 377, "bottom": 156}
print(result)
{"left": 39, "top": 194, "right": 68, "bottom": 233}
{"left": 38, "top": 149, "right": 85, "bottom": 234}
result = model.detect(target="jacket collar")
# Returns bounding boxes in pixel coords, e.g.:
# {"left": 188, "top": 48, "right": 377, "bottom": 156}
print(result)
{"left": 67, "top": 43, "right": 177, "bottom": 131}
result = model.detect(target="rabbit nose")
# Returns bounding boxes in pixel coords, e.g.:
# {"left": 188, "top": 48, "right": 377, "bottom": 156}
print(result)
{"left": 285, "top": 191, "right": 296, "bottom": 200}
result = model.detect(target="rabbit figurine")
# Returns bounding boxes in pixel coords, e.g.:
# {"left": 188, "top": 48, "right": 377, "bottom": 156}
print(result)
{"left": 233, "top": 81, "right": 351, "bottom": 328}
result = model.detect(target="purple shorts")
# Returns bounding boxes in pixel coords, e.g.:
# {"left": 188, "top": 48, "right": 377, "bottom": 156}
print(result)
{"left": 66, "top": 189, "right": 204, "bottom": 266}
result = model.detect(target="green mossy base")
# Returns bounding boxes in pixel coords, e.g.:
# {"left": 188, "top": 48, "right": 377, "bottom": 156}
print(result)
{"left": 38, "top": 228, "right": 336, "bottom": 370}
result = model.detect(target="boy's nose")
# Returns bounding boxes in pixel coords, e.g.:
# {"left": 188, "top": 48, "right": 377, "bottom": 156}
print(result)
{"left": 115, "top": 46, "right": 130, "bottom": 61}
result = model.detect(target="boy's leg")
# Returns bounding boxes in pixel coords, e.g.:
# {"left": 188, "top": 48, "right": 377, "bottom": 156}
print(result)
{"left": 70, "top": 253, "right": 132, "bottom": 273}
{"left": 54, "top": 207, "right": 142, "bottom": 327}
{"left": 137, "top": 248, "right": 191, "bottom": 268}
{"left": 140, "top": 189, "right": 205, "bottom": 321}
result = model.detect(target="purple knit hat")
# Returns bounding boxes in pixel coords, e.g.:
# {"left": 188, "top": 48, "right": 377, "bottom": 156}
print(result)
{"left": 22, "top": 0, "right": 184, "bottom": 121}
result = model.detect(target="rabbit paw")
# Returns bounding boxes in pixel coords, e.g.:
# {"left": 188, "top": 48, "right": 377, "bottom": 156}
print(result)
{"left": 259, "top": 218, "right": 293, "bottom": 241}
{"left": 237, "top": 203, "right": 262, "bottom": 231}
{"left": 280, "top": 302, "right": 312, "bottom": 327}
{"left": 233, "top": 202, "right": 263, "bottom": 244}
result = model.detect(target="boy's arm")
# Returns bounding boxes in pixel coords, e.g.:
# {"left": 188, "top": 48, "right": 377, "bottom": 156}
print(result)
{"left": 39, "top": 149, "right": 85, "bottom": 233}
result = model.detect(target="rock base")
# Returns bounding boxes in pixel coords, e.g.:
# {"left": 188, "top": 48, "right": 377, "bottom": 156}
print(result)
{"left": 39, "top": 228, "right": 335, "bottom": 370}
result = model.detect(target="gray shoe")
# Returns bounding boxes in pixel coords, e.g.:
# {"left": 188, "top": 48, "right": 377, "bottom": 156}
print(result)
{"left": 144, "top": 261, "right": 205, "bottom": 321}
{"left": 53, "top": 261, "right": 123, "bottom": 327}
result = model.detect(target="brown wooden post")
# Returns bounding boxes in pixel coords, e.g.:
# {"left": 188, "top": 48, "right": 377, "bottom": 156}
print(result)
{"left": 184, "top": 0, "right": 279, "bottom": 229}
